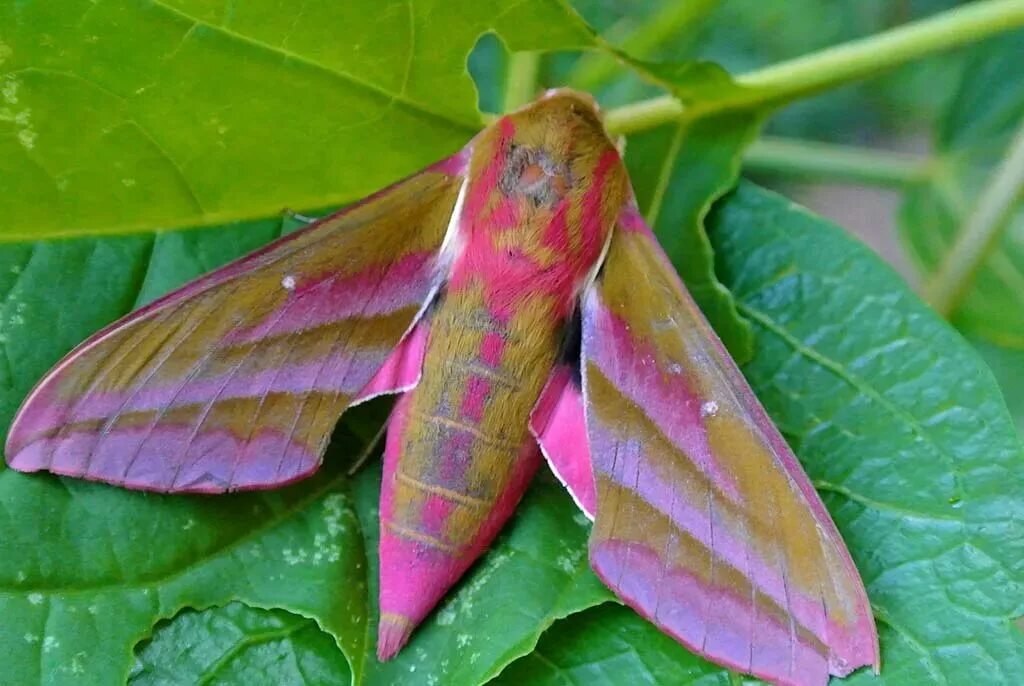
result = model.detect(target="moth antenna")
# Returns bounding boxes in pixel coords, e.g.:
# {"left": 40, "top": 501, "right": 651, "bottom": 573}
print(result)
{"left": 346, "top": 416, "right": 390, "bottom": 476}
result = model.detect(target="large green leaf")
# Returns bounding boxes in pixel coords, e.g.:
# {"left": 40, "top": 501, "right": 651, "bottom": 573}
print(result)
{"left": 492, "top": 604, "right": 730, "bottom": 686}
{"left": 971, "top": 337, "right": 1024, "bottom": 434}
{"left": 899, "top": 31, "right": 1024, "bottom": 347}
{"left": 0, "top": 0, "right": 593, "bottom": 241}
{"left": 132, "top": 603, "right": 352, "bottom": 685}
{"left": 497, "top": 182, "right": 1024, "bottom": 685}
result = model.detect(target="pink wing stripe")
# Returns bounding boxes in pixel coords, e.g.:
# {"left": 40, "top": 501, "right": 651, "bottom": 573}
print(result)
{"left": 586, "top": 302, "right": 744, "bottom": 504}
{"left": 584, "top": 406, "right": 827, "bottom": 632}
{"left": 14, "top": 425, "right": 316, "bottom": 493}
{"left": 10, "top": 252, "right": 439, "bottom": 432}
{"left": 617, "top": 207, "right": 840, "bottom": 533}
{"left": 227, "top": 254, "right": 434, "bottom": 345}
{"left": 529, "top": 365, "right": 596, "bottom": 518}
{"left": 590, "top": 541, "right": 828, "bottom": 686}
{"left": 355, "top": 321, "right": 430, "bottom": 403}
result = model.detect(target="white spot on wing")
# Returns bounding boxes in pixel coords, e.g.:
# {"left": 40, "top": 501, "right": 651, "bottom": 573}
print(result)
{"left": 281, "top": 275, "right": 296, "bottom": 290}
{"left": 700, "top": 400, "right": 719, "bottom": 418}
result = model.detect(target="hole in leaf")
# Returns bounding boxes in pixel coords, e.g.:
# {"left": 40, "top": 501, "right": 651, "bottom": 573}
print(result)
{"left": 468, "top": 32, "right": 509, "bottom": 115}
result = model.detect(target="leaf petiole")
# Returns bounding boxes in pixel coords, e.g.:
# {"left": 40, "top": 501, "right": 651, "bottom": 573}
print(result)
{"left": 602, "top": 0, "right": 1024, "bottom": 135}
{"left": 743, "top": 137, "right": 929, "bottom": 188}
{"left": 923, "top": 117, "right": 1024, "bottom": 317}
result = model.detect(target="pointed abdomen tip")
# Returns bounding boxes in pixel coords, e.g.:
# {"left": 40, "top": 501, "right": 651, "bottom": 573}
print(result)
{"left": 376, "top": 613, "right": 415, "bottom": 661}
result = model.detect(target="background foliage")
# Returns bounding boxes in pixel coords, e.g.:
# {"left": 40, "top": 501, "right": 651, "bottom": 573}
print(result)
{"left": 1, "top": 1, "right": 1022, "bottom": 684}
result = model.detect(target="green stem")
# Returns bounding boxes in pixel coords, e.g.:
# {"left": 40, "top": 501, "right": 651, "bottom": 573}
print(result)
{"left": 924, "top": 117, "right": 1024, "bottom": 317}
{"left": 504, "top": 51, "right": 542, "bottom": 112}
{"left": 604, "top": 0, "right": 1024, "bottom": 135}
{"left": 567, "top": 0, "right": 722, "bottom": 91}
{"left": 744, "top": 137, "right": 928, "bottom": 188}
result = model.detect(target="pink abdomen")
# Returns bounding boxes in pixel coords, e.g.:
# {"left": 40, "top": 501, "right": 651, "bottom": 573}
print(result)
{"left": 376, "top": 283, "right": 561, "bottom": 657}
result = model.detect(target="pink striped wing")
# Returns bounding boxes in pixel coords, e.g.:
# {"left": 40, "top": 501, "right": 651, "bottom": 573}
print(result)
{"left": 5, "top": 155, "right": 466, "bottom": 492}
{"left": 580, "top": 207, "right": 878, "bottom": 686}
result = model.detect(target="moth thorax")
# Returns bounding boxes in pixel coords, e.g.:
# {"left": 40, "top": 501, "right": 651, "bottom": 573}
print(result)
{"left": 499, "top": 143, "right": 571, "bottom": 209}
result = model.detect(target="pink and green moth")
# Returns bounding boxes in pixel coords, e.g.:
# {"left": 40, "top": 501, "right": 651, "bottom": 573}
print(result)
{"left": 5, "top": 90, "right": 878, "bottom": 686}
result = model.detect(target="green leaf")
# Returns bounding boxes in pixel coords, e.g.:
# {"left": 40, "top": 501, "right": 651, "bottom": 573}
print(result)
{"left": 0, "top": 0, "right": 593, "bottom": 241}
{"left": 0, "top": 220, "right": 377, "bottom": 685}
{"left": 491, "top": 604, "right": 733, "bottom": 686}
{"left": 898, "top": 31, "right": 1024, "bottom": 347}
{"left": 497, "top": 182, "right": 1024, "bottom": 684}
{"left": 132, "top": 602, "right": 352, "bottom": 685}
{"left": 971, "top": 337, "right": 1024, "bottom": 434}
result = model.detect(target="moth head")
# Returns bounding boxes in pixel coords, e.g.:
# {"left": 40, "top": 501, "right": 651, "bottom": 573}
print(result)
{"left": 493, "top": 89, "right": 619, "bottom": 207}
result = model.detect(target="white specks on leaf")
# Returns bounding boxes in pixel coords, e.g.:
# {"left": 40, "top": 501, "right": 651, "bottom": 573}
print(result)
{"left": 0, "top": 82, "right": 36, "bottom": 151}
{"left": 435, "top": 604, "right": 456, "bottom": 626}
{"left": 27, "top": 593, "right": 43, "bottom": 605}
{"left": 700, "top": 400, "right": 719, "bottom": 418}
{"left": 15, "top": 569, "right": 26, "bottom": 581}
{"left": 122, "top": 178, "right": 136, "bottom": 187}
{"left": 572, "top": 511, "right": 590, "bottom": 527}
{"left": 2, "top": 76, "right": 18, "bottom": 104}
{"left": 456, "top": 633, "right": 471, "bottom": 648}
{"left": 69, "top": 652, "right": 87, "bottom": 675}
{"left": 23, "top": 633, "right": 39, "bottom": 644}
{"left": 556, "top": 547, "right": 584, "bottom": 575}
{"left": 18, "top": 128, "right": 37, "bottom": 149}
{"left": 182, "top": 518, "right": 195, "bottom": 531}
{"left": 0, "top": 40, "right": 11, "bottom": 66}
{"left": 42, "top": 636, "right": 59, "bottom": 652}
{"left": 309, "top": 494, "right": 348, "bottom": 565}
{"left": 282, "top": 547, "right": 308, "bottom": 566}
